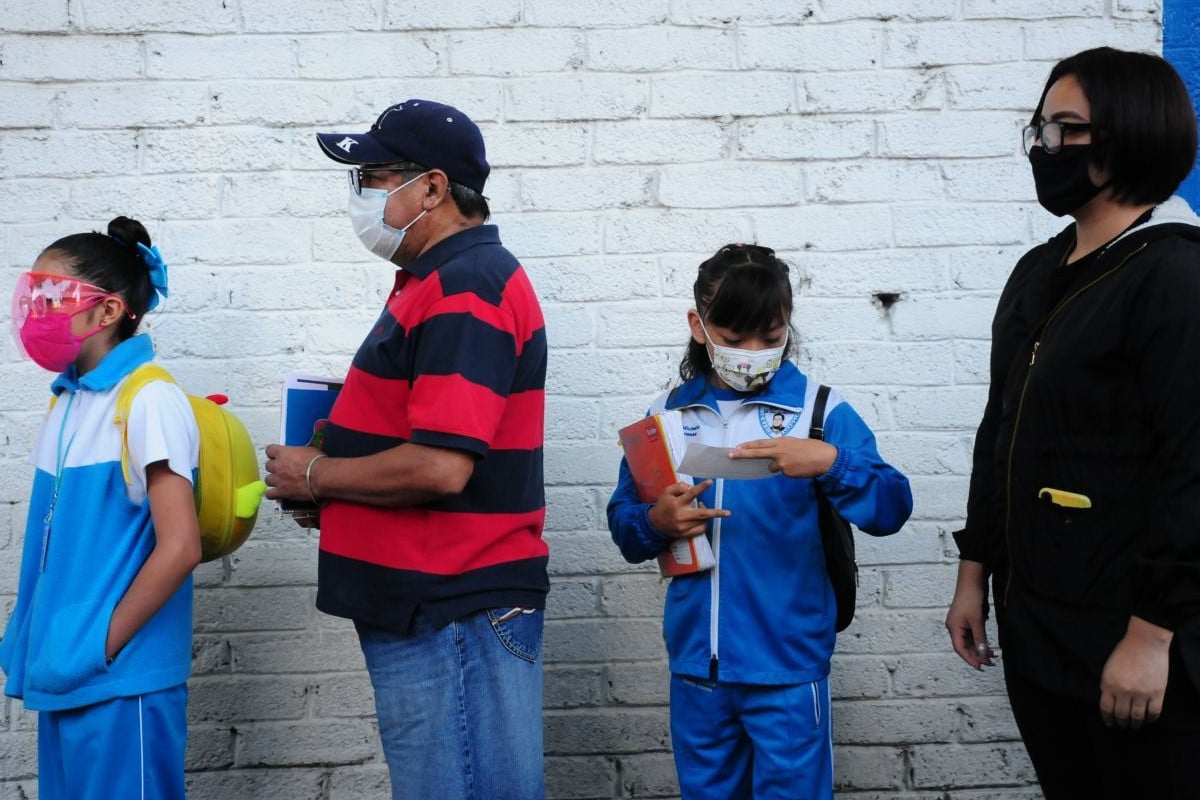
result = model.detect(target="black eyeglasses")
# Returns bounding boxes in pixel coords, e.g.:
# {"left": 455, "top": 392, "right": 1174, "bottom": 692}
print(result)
{"left": 347, "top": 163, "right": 426, "bottom": 195}
{"left": 1022, "top": 120, "right": 1092, "bottom": 156}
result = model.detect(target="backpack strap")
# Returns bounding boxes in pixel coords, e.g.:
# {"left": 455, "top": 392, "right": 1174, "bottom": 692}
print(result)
{"left": 114, "top": 363, "right": 177, "bottom": 485}
{"left": 808, "top": 384, "right": 831, "bottom": 442}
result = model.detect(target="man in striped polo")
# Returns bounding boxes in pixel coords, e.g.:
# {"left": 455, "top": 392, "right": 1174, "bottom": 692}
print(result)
{"left": 265, "top": 99, "right": 548, "bottom": 800}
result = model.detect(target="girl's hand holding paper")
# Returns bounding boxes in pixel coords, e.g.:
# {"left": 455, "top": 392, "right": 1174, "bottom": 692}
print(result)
{"left": 730, "top": 438, "right": 838, "bottom": 479}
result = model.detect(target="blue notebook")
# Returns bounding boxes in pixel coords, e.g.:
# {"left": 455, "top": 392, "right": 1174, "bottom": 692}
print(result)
{"left": 281, "top": 373, "right": 343, "bottom": 447}
{"left": 279, "top": 373, "right": 343, "bottom": 519}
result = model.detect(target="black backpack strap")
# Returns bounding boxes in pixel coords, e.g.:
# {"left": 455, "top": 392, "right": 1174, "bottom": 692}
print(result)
{"left": 808, "top": 384, "right": 831, "bottom": 442}
{"left": 807, "top": 382, "right": 857, "bottom": 632}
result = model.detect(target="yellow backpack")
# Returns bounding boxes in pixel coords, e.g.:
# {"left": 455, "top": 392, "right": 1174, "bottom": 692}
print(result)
{"left": 114, "top": 364, "right": 267, "bottom": 562}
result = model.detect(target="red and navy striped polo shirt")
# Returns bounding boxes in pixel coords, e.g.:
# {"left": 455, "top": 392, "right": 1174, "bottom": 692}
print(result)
{"left": 315, "top": 224, "right": 548, "bottom": 633}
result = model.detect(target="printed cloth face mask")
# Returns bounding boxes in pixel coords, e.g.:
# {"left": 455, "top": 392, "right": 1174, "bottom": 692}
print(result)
{"left": 347, "top": 172, "right": 429, "bottom": 260}
{"left": 11, "top": 272, "right": 120, "bottom": 372}
{"left": 699, "top": 319, "right": 788, "bottom": 392}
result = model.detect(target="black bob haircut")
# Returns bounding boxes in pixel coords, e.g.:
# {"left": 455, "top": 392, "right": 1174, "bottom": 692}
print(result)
{"left": 679, "top": 243, "right": 797, "bottom": 383}
{"left": 1033, "top": 46, "right": 1198, "bottom": 206}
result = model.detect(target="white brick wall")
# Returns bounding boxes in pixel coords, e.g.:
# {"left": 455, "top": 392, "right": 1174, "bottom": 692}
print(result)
{"left": 0, "top": 3, "right": 1166, "bottom": 798}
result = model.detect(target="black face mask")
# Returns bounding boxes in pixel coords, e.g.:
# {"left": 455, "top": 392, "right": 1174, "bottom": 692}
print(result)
{"left": 1028, "top": 144, "right": 1107, "bottom": 217}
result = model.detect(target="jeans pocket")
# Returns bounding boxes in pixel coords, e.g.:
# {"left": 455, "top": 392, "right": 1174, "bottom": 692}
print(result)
{"left": 486, "top": 607, "right": 544, "bottom": 663}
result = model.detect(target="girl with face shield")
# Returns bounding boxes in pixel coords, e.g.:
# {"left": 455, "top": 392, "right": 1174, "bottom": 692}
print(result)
{"left": 0, "top": 216, "right": 200, "bottom": 800}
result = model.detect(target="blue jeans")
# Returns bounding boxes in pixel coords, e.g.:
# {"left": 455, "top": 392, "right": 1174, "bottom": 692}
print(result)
{"left": 356, "top": 607, "right": 546, "bottom": 800}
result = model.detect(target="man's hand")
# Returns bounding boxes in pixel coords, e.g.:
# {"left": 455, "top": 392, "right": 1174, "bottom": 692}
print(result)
{"left": 647, "top": 479, "right": 730, "bottom": 538}
{"left": 730, "top": 438, "right": 837, "bottom": 478}
{"left": 1099, "top": 616, "right": 1173, "bottom": 729}
{"left": 264, "top": 443, "right": 324, "bottom": 502}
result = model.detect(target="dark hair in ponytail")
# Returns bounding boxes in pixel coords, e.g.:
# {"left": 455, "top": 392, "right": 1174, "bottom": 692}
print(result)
{"left": 41, "top": 216, "right": 155, "bottom": 340}
{"left": 679, "top": 243, "right": 797, "bottom": 383}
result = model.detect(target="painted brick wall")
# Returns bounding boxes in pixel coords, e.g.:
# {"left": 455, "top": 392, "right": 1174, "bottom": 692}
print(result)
{"left": 0, "top": 2, "right": 1168, "bottom": 798}
{"left": 1165, "top": 0, "right": 1200, "bottom": 205}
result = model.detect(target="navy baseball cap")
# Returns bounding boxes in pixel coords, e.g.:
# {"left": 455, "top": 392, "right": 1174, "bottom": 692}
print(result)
{"left": 316, "top": 99, "right": 490, "bottom": 193}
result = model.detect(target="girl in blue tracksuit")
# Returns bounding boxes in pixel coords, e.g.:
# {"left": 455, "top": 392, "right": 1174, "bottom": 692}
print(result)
{"left": 608, "top": 243, "right": 913, "bottom": 800}
{"left": 0, "top": 217, "right": 201, "bottom": 800}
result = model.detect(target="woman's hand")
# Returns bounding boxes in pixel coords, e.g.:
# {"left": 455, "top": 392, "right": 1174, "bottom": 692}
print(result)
{"left": 730, "top": 437, "right": 837, "bottom": 478}
{"left": 1099, "top": 616, "right": 1172, "bottom": 729}
{"left": 647, "top": 479, "right": 730, "bottom": 538}
{"left": 946, "top": 560, "right": 996, "bottom": 670}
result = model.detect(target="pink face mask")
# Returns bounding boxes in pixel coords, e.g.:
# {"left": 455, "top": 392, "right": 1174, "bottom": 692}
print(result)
{"left": 11, "top": 272, "right": 118, "bottom": 373}
{"left": 19, "top": 311, "right": 105, "bottom": 373}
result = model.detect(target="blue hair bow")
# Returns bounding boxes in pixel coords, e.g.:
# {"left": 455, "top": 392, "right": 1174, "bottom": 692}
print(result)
{"left": 136, "top": 242, "right": 169, "bottom": 311}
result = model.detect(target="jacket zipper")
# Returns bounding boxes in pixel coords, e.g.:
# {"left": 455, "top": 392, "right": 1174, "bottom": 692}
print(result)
{"left": 1002, "top": 242, "right": 1148, "bottom": 604}
{"left": 708, "top": 416, "right": 730, "bottom": 681}
{"left": 680, "top": 397, "right": 800, "bottom": 681}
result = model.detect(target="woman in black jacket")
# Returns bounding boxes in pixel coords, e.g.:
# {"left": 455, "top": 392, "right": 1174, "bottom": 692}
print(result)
{"left": 946, "top": 46, "right": 1200, "bottom": 799}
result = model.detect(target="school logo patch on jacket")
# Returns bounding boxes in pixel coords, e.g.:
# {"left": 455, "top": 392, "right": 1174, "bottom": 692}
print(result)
{"left": 759, "top": 407, "right": 798, "bottom": 437}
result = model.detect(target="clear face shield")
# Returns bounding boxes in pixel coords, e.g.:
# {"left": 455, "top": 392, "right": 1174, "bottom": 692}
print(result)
{"left": 10, "top": 272, "right": 125, "bottom": 357}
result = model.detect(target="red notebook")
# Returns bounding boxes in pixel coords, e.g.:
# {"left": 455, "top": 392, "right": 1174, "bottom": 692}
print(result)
{"left": 617, "top": 412, "right": 716, "bottom": 577}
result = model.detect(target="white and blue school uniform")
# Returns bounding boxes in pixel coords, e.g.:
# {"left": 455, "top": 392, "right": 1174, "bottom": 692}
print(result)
{"left": 608, "top": 362, "right": 913, "bottom": 799}
{"left": 0, "top": 334, "right": 198, "bottom": 800}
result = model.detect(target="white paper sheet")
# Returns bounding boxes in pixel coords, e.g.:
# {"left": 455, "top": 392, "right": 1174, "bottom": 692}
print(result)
{"left": 676, "top": 444, "right": 775, "bottom": 480}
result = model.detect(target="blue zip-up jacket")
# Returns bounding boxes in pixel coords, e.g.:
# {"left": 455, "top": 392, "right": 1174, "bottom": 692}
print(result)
{"left": 607, "top": 363, "right": 912, "bottom": 684}
{"left": 0, "top": 335, "right": 198, "bottom": 711}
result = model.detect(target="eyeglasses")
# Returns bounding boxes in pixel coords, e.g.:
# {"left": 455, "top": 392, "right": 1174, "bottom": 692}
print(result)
{"left": 347, "top": 163, "right": 426, "bottom": 196}
{"left": 1022, "top": 120, "right": 1092, "bottom": 155}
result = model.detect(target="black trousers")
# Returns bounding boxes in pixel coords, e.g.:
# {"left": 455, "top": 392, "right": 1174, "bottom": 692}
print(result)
{"left": 1005, "top": 650, "right": 1200, "bottom": 800}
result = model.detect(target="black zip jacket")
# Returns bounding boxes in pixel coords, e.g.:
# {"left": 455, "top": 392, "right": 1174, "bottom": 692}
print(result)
{"left": 954, "top": 197, "right": 1200, "bottom": 700}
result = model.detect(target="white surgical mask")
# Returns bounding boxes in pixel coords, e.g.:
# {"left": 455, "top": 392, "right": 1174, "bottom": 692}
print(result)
{"left": 700, "top": 319, "right": 787, "bottom": 392}
{"left": 347, "top": 172, "right": 429, "bottom": 260}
